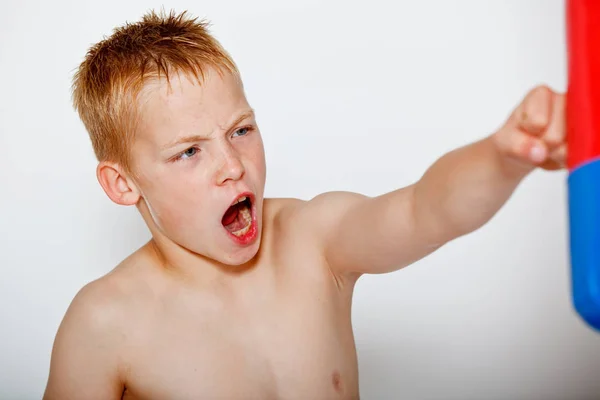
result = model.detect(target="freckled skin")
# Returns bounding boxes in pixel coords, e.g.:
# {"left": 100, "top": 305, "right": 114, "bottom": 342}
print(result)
{"left": 44, "top": 69, "right": 361, "bottom": 400}
{"left": 44, "top": 70, "right": 568, "bottom": 399}
{"left": 121, "top": 198, "right": 359, "bottom": 400}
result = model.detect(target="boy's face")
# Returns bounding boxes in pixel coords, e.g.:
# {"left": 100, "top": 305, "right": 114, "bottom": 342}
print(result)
{"left": 129, "top": 68, "right": 266, "bottom": 266}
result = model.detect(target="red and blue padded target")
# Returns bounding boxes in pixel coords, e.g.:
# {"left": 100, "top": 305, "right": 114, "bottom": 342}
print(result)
{"left": 566, "top": 0, "right": 600, "bottom": 332}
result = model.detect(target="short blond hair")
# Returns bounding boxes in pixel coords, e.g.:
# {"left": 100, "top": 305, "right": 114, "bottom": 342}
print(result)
{"left": 72, "top": 9, "right": 238, "bottom": 171}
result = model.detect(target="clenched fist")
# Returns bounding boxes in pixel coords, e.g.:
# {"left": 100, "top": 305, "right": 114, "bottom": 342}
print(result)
{"left": 493, "top": 85, "right": 567, "bottom": 171}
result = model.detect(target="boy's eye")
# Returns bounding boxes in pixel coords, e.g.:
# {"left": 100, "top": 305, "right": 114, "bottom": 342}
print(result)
{"left": 179, "top": 146, "right": 199, "bottom": 160}
{"left": 232, "top": 127, "right": 249, "bottom": 138}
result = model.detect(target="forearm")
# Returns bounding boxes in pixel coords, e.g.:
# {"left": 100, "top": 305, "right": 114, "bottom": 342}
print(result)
{"left": 322, "top": 86, "right": 564, "bottom": 276}
{"left": 413, "top": 135, "right": 532, "bottom": 243}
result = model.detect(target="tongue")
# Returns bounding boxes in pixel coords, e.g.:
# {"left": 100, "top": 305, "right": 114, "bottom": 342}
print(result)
{"left": 222, "top": 204, "right": 240, "bottom": 226}
{"left": 226, "top": 213, "right": 248, "bottom": 233}
{"left": 223, "top": 203, "right": 250, "bottom": 233}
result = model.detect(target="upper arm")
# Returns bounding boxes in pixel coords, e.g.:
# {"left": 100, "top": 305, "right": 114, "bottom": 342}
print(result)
{"left": 44, "top": 281, "right": 125, "bottom": 400}
{"left": 304, "top": 187, "right": 446, "bottom": 277}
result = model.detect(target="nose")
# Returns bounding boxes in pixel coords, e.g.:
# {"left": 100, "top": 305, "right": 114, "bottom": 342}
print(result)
{"left": 215, "top": 145, "right": 245, "bottom": 185}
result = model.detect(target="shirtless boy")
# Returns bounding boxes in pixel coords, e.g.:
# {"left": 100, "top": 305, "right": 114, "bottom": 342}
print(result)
{"left": 43, "top": 10, "right": 568, "bottom": 400}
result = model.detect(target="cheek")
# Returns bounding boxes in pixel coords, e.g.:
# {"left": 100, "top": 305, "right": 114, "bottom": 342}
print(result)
{"left": 142, "top": 170, "right": 209, "bottom": 227}
{"left": 244, "top": 137, "right": 267, "bottom": 177}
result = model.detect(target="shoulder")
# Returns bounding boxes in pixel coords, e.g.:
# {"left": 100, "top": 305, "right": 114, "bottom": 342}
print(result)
{"left": 301, "top": 191, "right": 367, "bottom": 218}
{"left": 60, "top": 247, "right": 153, "bottom": 333}
{"left": 53, "top": 272, "right": 130, "bottom": 356}
{"left": 266, "top": 191, "right": 367, "bottom": 229}
{"left": 65, "top": 274, "right": 127, "bottom": 329}
{"left": 53, "top": 248, "right": 154, "bottom": 356}
{"left": 263, "top": 193, "right": 367, "bottom": 283}
{"left": 263, "top": 191, "right": 368, "bottom": 254}
{"left": 44, "top": 272, "right": 131, "bottom": 399}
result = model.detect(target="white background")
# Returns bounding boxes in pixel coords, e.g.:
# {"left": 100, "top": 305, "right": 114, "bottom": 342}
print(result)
{"left": 2, "top": 0, "right": 600, "bottom": 398}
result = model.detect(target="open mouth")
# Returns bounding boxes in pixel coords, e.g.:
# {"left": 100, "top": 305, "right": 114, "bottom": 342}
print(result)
{"left": 221, "top": 194, "right": 254, "bottom": 238}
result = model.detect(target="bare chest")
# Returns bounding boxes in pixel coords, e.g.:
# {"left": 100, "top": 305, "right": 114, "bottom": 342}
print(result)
{"left": 122, "top": 277, "right": 359, "bottom": 399}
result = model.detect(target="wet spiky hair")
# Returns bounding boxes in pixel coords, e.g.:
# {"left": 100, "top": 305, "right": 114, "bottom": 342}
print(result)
{"left": 72, "top": 9, "right": 238, "bottom": 171}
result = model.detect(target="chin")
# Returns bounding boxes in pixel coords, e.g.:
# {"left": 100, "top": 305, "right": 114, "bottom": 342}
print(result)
{"left": 218, "top": 239, "right": 262, "bottom": 267}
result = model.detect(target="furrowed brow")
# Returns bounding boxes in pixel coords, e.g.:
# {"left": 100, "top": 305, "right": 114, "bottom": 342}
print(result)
{"left": 161, "top": 134, "right": 209, "bottom": 151}
{"left": 226, "top": 109, "right": 255, "bottom": 131}
{"left": 161, "top": 109, "right": 255, "bottom": 151}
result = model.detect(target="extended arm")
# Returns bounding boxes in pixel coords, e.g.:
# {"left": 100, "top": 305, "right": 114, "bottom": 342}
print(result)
{"left": 313, "top": 86, "right": 565, "bottom": 277}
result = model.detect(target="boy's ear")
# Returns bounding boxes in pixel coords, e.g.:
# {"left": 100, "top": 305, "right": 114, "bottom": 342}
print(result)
{"left": 96, "top": 162, "right": 141, "bottom": 206}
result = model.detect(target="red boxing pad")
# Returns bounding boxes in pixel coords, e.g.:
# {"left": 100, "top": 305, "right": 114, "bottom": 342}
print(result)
{"left": 566, "top": 0, "right": 600, "bottom": 170}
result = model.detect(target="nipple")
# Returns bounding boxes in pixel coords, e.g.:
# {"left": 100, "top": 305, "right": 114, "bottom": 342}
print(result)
{"left": 332, "top": 370, "right": 344, "bottom": 394}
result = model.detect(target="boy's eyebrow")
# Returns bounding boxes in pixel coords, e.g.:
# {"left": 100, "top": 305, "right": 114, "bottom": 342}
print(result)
{"left": 161, "top": 109, "right": 255, "bottom": 151}
{"left": 227, "top": 109, "right": 255, "bottom": 131}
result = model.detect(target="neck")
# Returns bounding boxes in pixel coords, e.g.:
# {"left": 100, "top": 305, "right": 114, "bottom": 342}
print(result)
{"left": 136, "top": 199, "right": 259, "bottom": 288}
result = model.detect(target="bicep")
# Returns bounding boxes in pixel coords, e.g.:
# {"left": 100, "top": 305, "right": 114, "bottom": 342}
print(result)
{"left": 44, "top": 285, "right": 124, "bottom": 400}
{"left": 311, "top": 187, "right": 445, "bottom": 276}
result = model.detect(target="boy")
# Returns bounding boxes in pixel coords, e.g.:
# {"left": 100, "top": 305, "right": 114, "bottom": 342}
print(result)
{"left": 44, "top": 9, "right": 567, "bottom": 400}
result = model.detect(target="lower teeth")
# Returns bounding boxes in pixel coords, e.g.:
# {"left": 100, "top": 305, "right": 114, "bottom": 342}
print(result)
{"left": 231, "top": 207, "right": 252, "bottom": 237}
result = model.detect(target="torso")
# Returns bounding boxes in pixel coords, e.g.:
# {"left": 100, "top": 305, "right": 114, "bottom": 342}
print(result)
{"left": 109, "top": 198, "right": 360, "bottom": 399}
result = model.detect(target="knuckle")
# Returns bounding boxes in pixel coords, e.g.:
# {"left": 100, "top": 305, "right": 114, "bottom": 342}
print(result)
{"left": 533, "top": 84, "right": 553, "bottom": 97}
{"left": 526, "top": 110, "right": 548, "bottom": 128}
{"left": 544, "top": 132, "right": 563, "bottom": 146}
